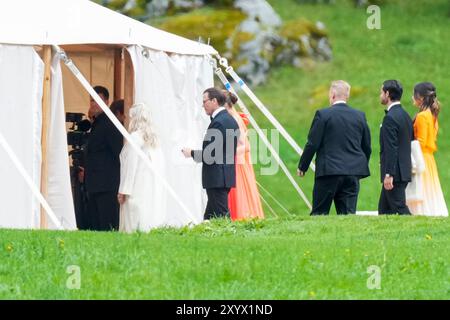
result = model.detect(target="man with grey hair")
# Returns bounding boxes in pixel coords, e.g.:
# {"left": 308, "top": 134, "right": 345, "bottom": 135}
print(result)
{"left": 297, "top": 80, "right": 372, "bottom": 215}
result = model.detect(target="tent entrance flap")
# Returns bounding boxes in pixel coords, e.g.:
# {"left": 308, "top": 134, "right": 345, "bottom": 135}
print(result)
{"left": 58, "top": 44, "right": 127, "bottom": 115}
{"left": 54, "top": 45, "right": 200, "bottom": 225}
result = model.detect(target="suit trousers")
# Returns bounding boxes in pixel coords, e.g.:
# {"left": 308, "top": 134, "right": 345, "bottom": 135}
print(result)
{"left": 87, "top": 191, "right": 120, "bottom": 231}
{"left": 311, "top": 175, "right": 360, "bottom": 215}
{"left": 205, "top": 188, "right": 231, "bottom": 220}
{"left": 378, "top": 182, "right": 411, "bottom": 215}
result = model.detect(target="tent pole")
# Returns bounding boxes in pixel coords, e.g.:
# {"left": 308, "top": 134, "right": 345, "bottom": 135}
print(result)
{"left": 40, "top": 45, "right": 52, "bottom": 229}
{"left": 123, "top": 48, "right": 134, "bottom": 129}
{"left": 114, "top": 48, "right": 125, "bottom": 101}
{"left": 207, "top": 57, "right": 312, "bottom": 210}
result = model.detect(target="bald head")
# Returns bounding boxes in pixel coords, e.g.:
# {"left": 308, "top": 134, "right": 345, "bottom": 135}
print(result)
{"left": 329, "top": 80, "right": 351, "bottom": 105}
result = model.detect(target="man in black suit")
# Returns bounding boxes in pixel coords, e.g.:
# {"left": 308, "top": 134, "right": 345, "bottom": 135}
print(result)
{"left": 378, "top": 80, "right": 413, "bottom": 215}
{"left": 297, "top": 80, "right": 371, "bottom": 215}
{"left": 84, "top": 86, "right": 123, "bottom": 230}
{"left": 182, "top": 88, "right": 239, "bottom": 220}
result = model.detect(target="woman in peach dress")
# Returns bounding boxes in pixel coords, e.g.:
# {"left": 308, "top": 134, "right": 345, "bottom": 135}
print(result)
{"left": 222, "top": 90, "right": 265, "bottom": 221}
{"left": 407, "top": 82, "right": 448, "bottom": 216}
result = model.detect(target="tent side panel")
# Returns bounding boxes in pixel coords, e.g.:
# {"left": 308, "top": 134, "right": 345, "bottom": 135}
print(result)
{"left": 127, "top": 46, "right": 213, "bottom": 226}
{"left": 0, "top": 45, "right": 44, "bottom": 229}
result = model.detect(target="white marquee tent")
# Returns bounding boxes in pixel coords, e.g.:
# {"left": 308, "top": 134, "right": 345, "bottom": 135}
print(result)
{"left": 0, "top": 0, "right": 218, "bottom": 230}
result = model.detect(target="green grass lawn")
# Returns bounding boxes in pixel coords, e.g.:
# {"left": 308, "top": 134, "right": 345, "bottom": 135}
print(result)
{"left": 0, "top": 216, "right": 449, "bottom": 299}
{"left": 1, "top": 0, "right": 449, "bottom": 300}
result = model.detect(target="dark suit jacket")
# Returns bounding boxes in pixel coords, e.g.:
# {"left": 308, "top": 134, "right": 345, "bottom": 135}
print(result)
{"left": 298, "top": 103, "right": 371, "bottom": 178}
{"left": 85, "top": 112, "right": 123, "bottom": 193}
{"left": 192, "top": 109, "right": 240, "bottom": 189}
{"left": 379, "top": 103, "right": 413, "bottom": 182}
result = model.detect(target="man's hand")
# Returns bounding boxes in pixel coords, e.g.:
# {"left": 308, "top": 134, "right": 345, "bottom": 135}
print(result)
{"left": 297, "top": 169, "right": 305, "bottom": 177}
{"left": 78, "top": 166, "right": 85, "bottom": 183}
{"left": 117, "top": 193, "right": 126, "bottom": 205}
{"left": 383, "top": 175, "right": 394, "bottom": 190}
{"left": 182, "top": 148, "right": 192, "bottom": 158}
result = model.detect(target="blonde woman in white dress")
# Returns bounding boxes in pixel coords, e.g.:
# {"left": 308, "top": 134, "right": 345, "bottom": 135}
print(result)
{"left": 117, "top": 103, "right": 167, "bottom": 232}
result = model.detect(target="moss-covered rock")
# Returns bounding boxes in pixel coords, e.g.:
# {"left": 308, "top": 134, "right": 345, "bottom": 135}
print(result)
{"left": 99, "top": 0, "right": 333, "bottom": 85}
{"left": 155, "top": 1, "right": 332, "bottom": 85}
{"left": 157, "top": 9, "right": 246, "bottom": 56}
{"left": 275, "top": 19, "right": 331, "bottom": 67}
{"left": 280, "top": 19, "right": 328, "bottom": 39}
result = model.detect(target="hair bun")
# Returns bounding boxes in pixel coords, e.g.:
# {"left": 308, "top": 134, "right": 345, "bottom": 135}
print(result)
{"left": 229, "top": 92, "right": 238, "bottom": 105}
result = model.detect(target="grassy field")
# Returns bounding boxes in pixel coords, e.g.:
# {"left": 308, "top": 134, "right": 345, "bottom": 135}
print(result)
{"left": 0, "top": 216, "right": 449, "bottom": 299}
{"left": 1, "top": 0, "right": 449, "bottom": 299}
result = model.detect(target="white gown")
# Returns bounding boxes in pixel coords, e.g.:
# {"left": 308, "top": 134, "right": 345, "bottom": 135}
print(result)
{"left": 119, "top": 131, "right": 167, "bottom": 232}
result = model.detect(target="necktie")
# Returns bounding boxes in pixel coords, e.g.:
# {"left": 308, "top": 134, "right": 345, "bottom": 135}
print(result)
{"left": 384, "top": 109, "right": 388, "bottom": 114}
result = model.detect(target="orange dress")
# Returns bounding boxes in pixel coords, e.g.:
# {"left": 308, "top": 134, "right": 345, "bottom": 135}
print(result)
{"left": 228, "top": 110, "right": 265, "bottom": 221}
{"left": 407, "top": 109, "right": 448, "bottom": 216}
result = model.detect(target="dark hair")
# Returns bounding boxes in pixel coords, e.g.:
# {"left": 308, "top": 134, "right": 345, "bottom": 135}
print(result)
{"left": 382, "top": 80, "right": 403, "bottom": 101}
{"left": 93, "top": 85, "right": 110, "bottom": 101}
{"left": 222, "top": 90, "right": 238, "bottom": 107}
{"left": 203, "top": 87, "right": 225, "bottom": 106}
{"left": 414, "top": 82, "right": 440, "bottom": 118}
{"left": 110, "top": 99, "right": 124, "bottom": 115}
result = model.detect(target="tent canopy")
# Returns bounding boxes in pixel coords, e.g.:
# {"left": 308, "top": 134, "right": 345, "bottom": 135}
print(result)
{"left": 0, "top": 0, "right": 216, "bottom": 56}
{"left": 0, "top": 0, "right": 217, "bottom": 230}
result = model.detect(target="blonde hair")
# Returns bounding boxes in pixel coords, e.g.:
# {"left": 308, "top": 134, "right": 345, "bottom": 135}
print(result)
{"left": 330, "top": 80, "right": 351, "bottom": 100}
{"left": 128, "top": 103, "right": 158, "bottom": 148}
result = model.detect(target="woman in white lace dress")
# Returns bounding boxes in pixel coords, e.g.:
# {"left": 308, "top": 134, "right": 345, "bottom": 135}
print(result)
{"left": 117, "top": 103, "right": 167, "bottom": 232}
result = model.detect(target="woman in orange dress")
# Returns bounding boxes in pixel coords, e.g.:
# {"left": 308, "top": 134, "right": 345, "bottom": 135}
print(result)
{"left": 407, "top": 82, "right": 448, "bottom": 216}
{"left": 222, "top": 90, "right": 265, "bottom": 221}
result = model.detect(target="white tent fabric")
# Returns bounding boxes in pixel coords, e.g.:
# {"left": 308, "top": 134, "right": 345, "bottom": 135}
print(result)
{"left": 0, "top": 45, "right": 43, "bottom": 228}
{"left": 128, "top": 46, "right": 213, "bottom": 226}
{"left": 46, "top": 54, "right": 77, "bottom": 230}
{"left": 0, "top": 0, "right": 217, "bottom": 230}
{"left": 0, "top": 0, "right": 216, "bottom": 56}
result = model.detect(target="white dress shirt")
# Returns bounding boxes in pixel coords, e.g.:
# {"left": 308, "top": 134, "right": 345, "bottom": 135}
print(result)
{"left": 211, "top": 106, "right": 226, "bottom": 119}
{"left": 387, "top": 101, "right": 401, "bottom": 112}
